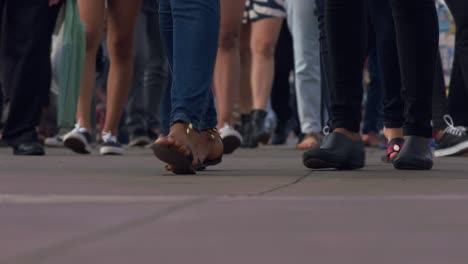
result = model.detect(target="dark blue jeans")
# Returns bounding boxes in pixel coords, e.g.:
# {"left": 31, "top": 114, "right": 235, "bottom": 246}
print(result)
{"left": 363, "top": 48, "right": 384, "bottom": 134}
{"left": 159, "top": 0, "right": 219, "bottom": 134}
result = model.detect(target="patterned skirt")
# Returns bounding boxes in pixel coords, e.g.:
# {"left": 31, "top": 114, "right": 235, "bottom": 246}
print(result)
{"left": 243, "top": 0, "right": 286, "bottom": 24}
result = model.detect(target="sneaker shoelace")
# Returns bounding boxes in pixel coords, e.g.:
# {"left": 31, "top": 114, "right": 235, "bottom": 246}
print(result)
{"left": 102, "top": 131, "right": 118, "bottom": 143}
{"left": 220, "top": 123, "right": 232, "bottom": 133}
{"left": 443, "top": 115, "right": 466, "bottom": 137}
{"left": 73, "top": 123, "right": 89, "bottom": 134}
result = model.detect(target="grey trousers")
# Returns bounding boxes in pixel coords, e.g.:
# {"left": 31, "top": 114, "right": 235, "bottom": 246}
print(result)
{"left": 126, "top": 2, "right": 168, "bottom": 136}
{"left": 285, "top": 0, "right": 325, "bottom": 134}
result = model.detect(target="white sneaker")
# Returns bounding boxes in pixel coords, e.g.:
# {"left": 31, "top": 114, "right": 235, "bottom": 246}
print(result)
{"left": 63, "top": 125, "right": 93, "bottom": 154}
{"left": 44, "top": 135, "right": 64, "bottom": 148}
{"left": 100, "top": 131, "right": 124, "bottom": 155}
{"left": 219, "top": 123, "right": 242, "bottom": 154}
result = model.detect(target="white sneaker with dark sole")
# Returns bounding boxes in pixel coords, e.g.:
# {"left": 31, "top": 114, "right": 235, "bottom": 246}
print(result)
{"left": 434, "top": 115, "right": 468, "bottom": 157}
{"left": 219, "top": 123, "right": 242, "bottom": 154}
{"left": 63, "top": 126, "right": 93, "bottom": 154}
{"left": 100, "top": 132, "right": 124, "bottom": 155}
{"left": 128, "top": 135, "right": 150, "bottom": 147}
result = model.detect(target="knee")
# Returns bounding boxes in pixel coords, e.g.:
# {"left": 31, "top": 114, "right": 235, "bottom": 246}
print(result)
{"left": 107, "top": 35, "right": 134, "bottom": 62}
{"left": 218, "top": 30, "right": 240, "bottom": 51}
{"left": 251, "top": 40, "right": 276, "bottom": 59}
{"left": 85, "top": 30, "right": 103, "bottom": 53}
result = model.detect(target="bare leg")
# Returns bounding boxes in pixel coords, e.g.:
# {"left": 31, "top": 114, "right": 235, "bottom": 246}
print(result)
{"left": 250, "top": 18, "right": 283, "bottom": 110}
{"left": 103, "top": 0, "right": 142, "bottom": 134}
{"left": 239, "top": 24, "right": 252, "bottom": 114}
{"left": 214, "top": 0, "right": 244, "bottom": 128}
{"left": 76, "top": 0, "right": 106, "bottom": 129}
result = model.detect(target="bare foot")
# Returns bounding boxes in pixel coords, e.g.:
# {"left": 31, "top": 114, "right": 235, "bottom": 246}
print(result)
{"left": 164, "top": 128, "right": 224, "bottom": 172}
{"left": 362, "top": 132, "right": 381, "bottom": 147}
{"left": 153, "top": 123, "right": 202, "bottom": 174}
{"left": 297, "top": 133, "right": 322, "bottom": 150}
{"left": 200, "top": 129, "right": 224, "bottom": 167}
{"left": 383, "top": 127, "right": 404, "bottom": 161}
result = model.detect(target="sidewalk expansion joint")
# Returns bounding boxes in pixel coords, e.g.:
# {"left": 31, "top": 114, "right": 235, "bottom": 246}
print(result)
{"left": 249, "top": 172, "right": 312, "bottom": 196}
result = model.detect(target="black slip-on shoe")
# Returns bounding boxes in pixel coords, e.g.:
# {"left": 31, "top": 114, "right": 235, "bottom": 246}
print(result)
{"left": 393, "top": 136, "right": 433, "bottom": 170}
{"left": 13, "top": 143, "right": 45, "bottom": 156}
{"left": 303, "top": 132, "right": 365, "bottom": 170}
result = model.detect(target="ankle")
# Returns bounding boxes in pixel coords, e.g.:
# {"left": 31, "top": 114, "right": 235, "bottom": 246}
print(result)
{"left": 384, "top": 128, "right": 403, "bottom": 141}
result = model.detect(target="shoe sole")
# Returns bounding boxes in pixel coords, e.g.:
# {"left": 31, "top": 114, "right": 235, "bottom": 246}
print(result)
{"left": 13, "top": 150, "right": 45, "bottom": 156}
{"left": 256, "top": 133, "right": 270, "bottom": 145}
{"left": 128, "top": 138, "right": 150, "bottom": 148}
{"left": 393, "top": 158, "right": 433, "bottom": 170}
{"left": 222, "top": 135, "right": 241, "bottom": 154}
{"left": 434, "top": 140, "right": 468, "bottom": 157}
{"left": 304, "top": 158, "right": 364, "bottom": 170}
{"left": 151, "top": 144, "right": 196, "bottom": 175}
{"left": 100, "top": 146, "right": 124, "bottom": 155}
{"left": 63, "top": 136, "right": 91, "bottom": 154}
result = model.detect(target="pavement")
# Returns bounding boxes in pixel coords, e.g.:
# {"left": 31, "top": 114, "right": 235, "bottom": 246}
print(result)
{"left": 1, "top": 145, "right": 468, "bottom": 264}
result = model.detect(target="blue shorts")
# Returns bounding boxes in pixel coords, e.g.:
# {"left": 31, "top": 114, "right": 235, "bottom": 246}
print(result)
{"left": 243, "top": 0, "right": 286, "bottom": 24}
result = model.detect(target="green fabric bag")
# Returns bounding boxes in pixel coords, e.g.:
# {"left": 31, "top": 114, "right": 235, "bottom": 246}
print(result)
{"left": 57, "top": 0, "right": 86, "bottom": 128}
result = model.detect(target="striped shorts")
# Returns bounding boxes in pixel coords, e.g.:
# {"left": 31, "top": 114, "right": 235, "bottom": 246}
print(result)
{"left": 243, "top": 0, "right": 286, "bottom": 24}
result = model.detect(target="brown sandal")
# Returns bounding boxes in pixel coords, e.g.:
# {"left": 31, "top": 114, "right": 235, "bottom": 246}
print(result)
{"left": 152, "top": 123, "right": 201, "bottom": 175}
{"left": 197, "top": 128, "right": 223, "bottom": 171}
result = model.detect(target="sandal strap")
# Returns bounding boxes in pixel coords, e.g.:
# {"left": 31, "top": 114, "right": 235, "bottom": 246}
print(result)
{"left": 204, "top": 128, "right": 220, "bottom": 140}
{"left": 386, "top": 138, "right": 405, "bottom": 158}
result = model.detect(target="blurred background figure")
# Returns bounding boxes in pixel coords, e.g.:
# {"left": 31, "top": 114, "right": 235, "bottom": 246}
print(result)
{"left": 0, "top": 0, "right": 63, "bottom": 155}
{"left": 125, "top": 0, "right": 168, "bottom": 147}
{"left": 240, "top": 0, "right": 286, "bottom": 148}
{"left": 63, "top": 0, "right": 142, "bottom": 155}
{"left": 213, "top": 0, "right": 244, "bottom": 155}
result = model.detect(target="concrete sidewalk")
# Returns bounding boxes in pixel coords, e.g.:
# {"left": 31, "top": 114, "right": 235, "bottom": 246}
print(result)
{"left": 0, "top": 146, "right": 467, "bottom": 264}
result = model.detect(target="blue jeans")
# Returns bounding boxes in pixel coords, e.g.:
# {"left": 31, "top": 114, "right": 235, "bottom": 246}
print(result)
{"left": 285, "top": 0, "right": 325, "bottom": 134}
{"left": 159, "top": 0, "right": 219, "bottom": 134}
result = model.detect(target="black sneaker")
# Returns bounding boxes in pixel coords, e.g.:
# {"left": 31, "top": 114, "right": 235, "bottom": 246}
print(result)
{"left": 248, "top": 109, "right": 270, "bottom": 148}
{"left": 303, "top": 131, "right": 365, "bottom": 170}
{"left": 13, "top": 142, "right": 45, "bottom": 156}
{"left": 272, "top": 120, "right": 289, "bottom": 145}
{"left": 240, "top": 113, "right": 252, "bottom": 148}
{"left": 434, "top": 115, "right": 468, "bottom": 157}
{"left": 128, "top": 132, "right": 150, "bottom": 147}
{"left": 100, "top": 132, "right": 124, "bottom": 155}
{"left": 63, "top": 125, "right": 93, "bottom": 154}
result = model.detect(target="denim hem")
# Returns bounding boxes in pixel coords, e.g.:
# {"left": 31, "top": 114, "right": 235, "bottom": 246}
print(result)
{"left": 170, "top": 113, "right": 200, "bottom": 131}
{"left": 200, "top": 119, "right": 217, "bottom": 131}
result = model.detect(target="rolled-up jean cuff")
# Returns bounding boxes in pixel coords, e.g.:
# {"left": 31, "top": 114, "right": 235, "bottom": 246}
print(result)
{"left": 170, "top": 113, "right": 200, "bottom": 131}
{"left": 403, "top": 126, "right": 433, "bottom": 138}
{"left": 200, "top": 119, "right": 217, "bottom": 131}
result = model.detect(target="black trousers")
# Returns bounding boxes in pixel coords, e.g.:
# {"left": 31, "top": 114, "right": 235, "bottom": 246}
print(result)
{"left": 0, "top": 0, "right": 61, "bottom": 146}
{"left": 432, "top": 52, "right": 449, "bottom": 132}
{"left": 325, "top": 0, "right": 438, "bottom": 138}
{"left": 271, "top": 21, "right": 294, "bottom": 126}
{"left": 445, "top": 0, "right": 468, "bottom": 127}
